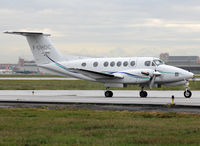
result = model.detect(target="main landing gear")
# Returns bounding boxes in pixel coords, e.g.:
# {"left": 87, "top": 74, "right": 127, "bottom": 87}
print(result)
{"left": 140, "top": 87, "right": 148, "bottom": 98}
{"left": 104, "top": 87, "right": 148, "bottom": 98}
{"left": 105, "top": 88, "right": 113, "bottom": 97}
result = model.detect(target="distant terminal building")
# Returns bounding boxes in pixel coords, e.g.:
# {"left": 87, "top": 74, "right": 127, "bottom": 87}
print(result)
{"left": 0, "top": 64, "right": 16, "bottom": 70}
{"left": 13, "top": 58, "right": 41, "bottom": 74}
{"left": 159, "top": 53, "right": 169, "bottom": 63}
{"left": 160, "top": 53, "right": 200, "bottom": 73}
{"left": 0, "top": 64, "right": 16, "bottom": 74}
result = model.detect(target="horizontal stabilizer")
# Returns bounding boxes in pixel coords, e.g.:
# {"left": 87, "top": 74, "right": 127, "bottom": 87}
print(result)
{"left": 4, "top": 31, "right": 50, "bottom": 36}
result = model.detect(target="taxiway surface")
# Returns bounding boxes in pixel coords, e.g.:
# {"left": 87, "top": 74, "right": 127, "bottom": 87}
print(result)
{"left": 0, "top": 90, "right": 199, "bottom": 106}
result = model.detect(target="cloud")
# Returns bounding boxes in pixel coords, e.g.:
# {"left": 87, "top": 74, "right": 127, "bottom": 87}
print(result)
{"left": 128, "top": 18, "right": 200, "bottom": 30}
{"left": 1, "top": 0, "right": 200, "bottom": 63}
{"left": 108, "top": 48, "right": 127, "bottom": 57}
{"left": 0, "top": 8, "right": 21, "bottom": 14}
{"left": 37, "top": 9, "right": 64, "bottom": 15}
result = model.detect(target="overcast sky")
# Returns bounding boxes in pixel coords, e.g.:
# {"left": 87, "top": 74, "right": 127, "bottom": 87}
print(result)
{"left": 1, "top": 0, "right": 200, "bottom": 63}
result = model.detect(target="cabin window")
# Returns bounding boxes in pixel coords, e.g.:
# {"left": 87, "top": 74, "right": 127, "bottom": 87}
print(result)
{"left": 123, "top": 61, "right": 128, "bottom": 67}
{"left": 117, "top": 61, "right": 122, "bottom": 67}
{"left": 110, "top": 61, "right": 115, "bottom": 67}
{"left": 152, "top": 62, "right": 155, "bottom": 66}
{"left": 81, "top": 62, "right": 86, "bottom": 67}
{"left": 144, "top": 61, "right": 151, "bottom": 66}
{"left": 104, "top": 61, "right": 109, "bottom": 67}
{"left": 175, "top": 72, "right": 179, "bottom": 76}
{"left": 130, "top": 61, "right": 135, "bottom": 66}
{"left": 93, "top": 62, "right": 98, "bottom": 67}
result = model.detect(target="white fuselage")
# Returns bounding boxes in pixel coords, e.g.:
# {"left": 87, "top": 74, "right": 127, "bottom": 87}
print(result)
{"left": 39, "top": 56, "right": 194, "bottom": 87}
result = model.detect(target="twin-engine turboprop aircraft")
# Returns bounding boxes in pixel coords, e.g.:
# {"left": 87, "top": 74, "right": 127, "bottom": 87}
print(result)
{"left": 5, "top": 31, "right": 194, "bottom": 98}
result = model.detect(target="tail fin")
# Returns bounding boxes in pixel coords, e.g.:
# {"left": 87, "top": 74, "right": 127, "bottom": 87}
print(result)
{"left": 4, "top": 31, "right": 63, "bottom": 65}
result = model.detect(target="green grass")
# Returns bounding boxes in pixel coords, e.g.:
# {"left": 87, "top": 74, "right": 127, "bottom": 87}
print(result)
{"left": 0, "top": 74, "right": 63, "bottom": 77}
{"left": 0, "top": 108, "right": 200, "bottom": 145}
{"left": 0, "top": 80, "right": 104, "bottom": 90}
{"left": 0, "top": 80, "right": 199, "bottom": 90}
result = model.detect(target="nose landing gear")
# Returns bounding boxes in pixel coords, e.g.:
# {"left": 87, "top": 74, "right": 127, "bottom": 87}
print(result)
{"left": 184, "top": 81, "right": 192, "bottom": 98}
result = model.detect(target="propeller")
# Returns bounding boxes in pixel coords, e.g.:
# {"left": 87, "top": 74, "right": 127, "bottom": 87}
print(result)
{"left": 149, "top": 70, "right": 161, "bottom": 89}
{"left": 191, "top": 74, "right": 196, "bottom": 86}
{"left": 187, "top": 67, "right": 196, "bottom": 85}
{"left": 141, "top": 70, "right": 161, "bottom": 89}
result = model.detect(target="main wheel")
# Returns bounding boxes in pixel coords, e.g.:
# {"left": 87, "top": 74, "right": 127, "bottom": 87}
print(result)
{"left": 105, "top": 91, "right": 113, "bottom": 97}
{"left": 140, "top": 91, "right": 148, "bottom": 98}
{"left": 184, "top": 90, "right": 192, "bottom": 98}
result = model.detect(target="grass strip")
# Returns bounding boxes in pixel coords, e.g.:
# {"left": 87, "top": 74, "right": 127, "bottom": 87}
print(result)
{"left": 0, "top": 107, "right": 200, "bottom": 145}
{"left": 0, "top": 80, "right": 199, "bottom": 90}
{"left": 0, "top": 74, "right": 63, "bottom": 78}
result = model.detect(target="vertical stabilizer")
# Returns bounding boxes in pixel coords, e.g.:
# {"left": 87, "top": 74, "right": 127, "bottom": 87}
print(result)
{"left": 4, "top": 31, "right": 63, "bottom": 65}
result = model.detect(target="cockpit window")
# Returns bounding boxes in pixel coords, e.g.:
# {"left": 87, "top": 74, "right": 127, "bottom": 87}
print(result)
{"left": 153, "top": 59, "right": 164, "bottom": 66}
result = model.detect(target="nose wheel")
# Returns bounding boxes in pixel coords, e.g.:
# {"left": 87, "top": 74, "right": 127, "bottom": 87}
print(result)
{"left": 184, "top": 90, "right": 192, "bottom": 98}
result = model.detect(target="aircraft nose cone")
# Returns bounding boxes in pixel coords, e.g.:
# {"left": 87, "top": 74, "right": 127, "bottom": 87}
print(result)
{"left": 186, "top": 72, "right": 194, "bottom": 80}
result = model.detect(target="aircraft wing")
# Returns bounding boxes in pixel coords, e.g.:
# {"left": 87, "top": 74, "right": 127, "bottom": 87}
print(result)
{"left": 69, "top": 68, "right": 123, "bottom": 79}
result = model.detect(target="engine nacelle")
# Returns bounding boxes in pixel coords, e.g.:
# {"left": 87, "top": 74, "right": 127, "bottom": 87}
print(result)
{"left": 121, "top": 69, "right": 153, "bottom": 84}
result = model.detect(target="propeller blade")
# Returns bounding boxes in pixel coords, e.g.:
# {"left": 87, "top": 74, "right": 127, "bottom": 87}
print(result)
{"left": 149, "top": 75, "right": 156, "bottom": 89}
{"left": 192, "top": 74, "right": 196, "bottom": 82}
{"left": 149, "top": 71, "right": 161, "bottom": 89}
